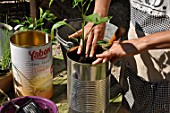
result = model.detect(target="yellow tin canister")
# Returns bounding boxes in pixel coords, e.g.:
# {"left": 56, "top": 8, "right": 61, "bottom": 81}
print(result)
{"left": 10, "top": 30, "right": 53, "bottom": 99}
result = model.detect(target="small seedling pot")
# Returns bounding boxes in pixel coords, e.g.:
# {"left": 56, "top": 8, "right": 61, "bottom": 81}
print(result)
{"left": 0, "top": 70, "right": 13, "bottom": 92}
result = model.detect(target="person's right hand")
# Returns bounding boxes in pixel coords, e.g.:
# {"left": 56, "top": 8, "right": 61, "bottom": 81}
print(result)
{"left": 69, "top": 22, "right": 106, "bottom": 57}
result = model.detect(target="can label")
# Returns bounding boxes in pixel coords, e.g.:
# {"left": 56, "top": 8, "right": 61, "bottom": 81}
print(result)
{"left": 10, "top": 31, "right": 53, "bottom": 98}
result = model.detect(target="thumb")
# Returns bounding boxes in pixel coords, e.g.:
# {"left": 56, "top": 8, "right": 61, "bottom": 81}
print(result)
{"left": 69, "top": 29, "right": 82, "bottom": 38}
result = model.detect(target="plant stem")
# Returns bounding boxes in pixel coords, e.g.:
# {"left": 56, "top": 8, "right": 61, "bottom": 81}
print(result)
{"left": 81, "top": 1, "right": 86, "bottom": 55}
{"left": 84, "top": 0, "right": 92, "bottom": 14}
{"left": 82, "top": 20, "right": 86, "bottom": 55}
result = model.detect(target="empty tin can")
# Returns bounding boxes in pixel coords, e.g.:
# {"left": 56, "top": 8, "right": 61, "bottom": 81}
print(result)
{"left": 10, "top": 30, "right": 53, "bottom": 99}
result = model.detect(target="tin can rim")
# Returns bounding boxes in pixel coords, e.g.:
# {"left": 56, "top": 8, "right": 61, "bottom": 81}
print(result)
{"left": 10, "top": 30, "right": 52, "bottom": 48}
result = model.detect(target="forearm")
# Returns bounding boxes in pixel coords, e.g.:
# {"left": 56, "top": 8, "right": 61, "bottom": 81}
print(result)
{"left": 145, "top": 30, "right": 170, "bottom": 49}
{"left": 127, "top": 30, "right": 170, "bottom": 54}
{"left": 94, "top": 0, "right": 111, "bottom": 17}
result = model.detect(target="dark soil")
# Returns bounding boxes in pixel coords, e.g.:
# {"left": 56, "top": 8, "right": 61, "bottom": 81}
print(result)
{"left": 67, "top": 46, "right": 104, "bottom": 64}
{"left": 0, "top": 69, "right": 10, "bottom": 76}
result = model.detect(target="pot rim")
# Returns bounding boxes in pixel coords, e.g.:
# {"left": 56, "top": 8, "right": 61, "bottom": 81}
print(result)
{"left": 0, "top": 70, "right": 12, "bottom": 79}
{"left": 10, "top": 30, "right": 52, "bottom": 48}
{"left": 67, "top": 46, "right": 108, "bottom": 66}
{"left": 0, "top": 96, "right": 58, "bottom": 113}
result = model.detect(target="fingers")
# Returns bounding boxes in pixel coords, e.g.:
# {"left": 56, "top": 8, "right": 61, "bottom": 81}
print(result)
{"left": 92, "top": 58, "right": 103, "bottom": 65}
{"left": 92, "top": 50, "right": 112, "bottom": 65}
{"left": 92, "top": 57, "right": 110, "bottom": 65}
{"left": 96, "top": 50, "right": 111, "bottom": 58}
{"left": 87, "top": 26, "right": 105, "bottom": 57}
{"left": 69, "top": 29, "right": 82, "bottom": 38}
{"left": 85, "top": 29, "right": 94, "bottom": 57}
{"left": 89, "top": 35, "right": 98, "bottom": 57}
{"left": 77, "top": 39, "right": 83, "bottom": 54}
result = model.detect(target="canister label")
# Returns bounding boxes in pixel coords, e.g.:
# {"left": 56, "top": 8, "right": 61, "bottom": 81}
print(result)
{"left": 10, "top": 31, "right": 53, "bottom": 98}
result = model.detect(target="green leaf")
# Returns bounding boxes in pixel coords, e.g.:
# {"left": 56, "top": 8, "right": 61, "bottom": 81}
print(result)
{"left": 72, "top": 0, "right": 82, "bottom": 8}
{"left": 45, "top": 10, "right": 51, "bottom": 16}
{"left": 109, "top": 94, "right": 122, "bottom": 103}
{"left": 11, "top": 19, "right": 20, "bottom": 24}
{"left": 39, "top": 7, "right": 43, "bottom": 18}
{"left": 28, "top": 24, "right": 34, "bottom": 29}
{"left": 27, "top": 17, "right": 33, "bottom": 23}
{"left": 42, "top": 28, "right": 50, "bottom": 33}
{"left": 42, "top": 11, "right": 47, "bottom": 19}
{"left": 96, "top": 40, "right": 110, "bottom": 46}
{"left": 83, "top": 13, "right": 112, "bottom": 25}
{"left": 51, "top": 21, "right": 76, "bottom": 40}
{"left": 0, "top": 26, "right": 12, "bottom": 70}
{"left": 47, "top": 13, "right": 56, "bottom": 18}
{"left": 72, "top": 37, "right": 79, "bottom": 43}
{"left": 51, "top": 21, "right": 69, "bottom": 39}
{"left": 45, "top": 13, "right": 57, "bottom": 22}
{"left": 18, "top": 27, "right": 27, "bottom": 31}
{"left": 49, "top": 0, "right": 54, "bottom": 7}
{"left": 36, "top": 19, "right": 44, "bottom": 26}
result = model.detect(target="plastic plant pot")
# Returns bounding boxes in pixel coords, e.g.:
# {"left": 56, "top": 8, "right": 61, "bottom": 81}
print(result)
{"left": 0, "top": 96, "right": 58, "bottom": 113}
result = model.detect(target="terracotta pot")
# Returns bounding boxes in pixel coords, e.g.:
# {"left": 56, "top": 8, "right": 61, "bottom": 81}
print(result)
{"left": 0, "top": 70, "right": 13, "bottom": 92}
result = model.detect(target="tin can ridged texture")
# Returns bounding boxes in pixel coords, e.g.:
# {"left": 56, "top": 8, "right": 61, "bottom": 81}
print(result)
{"left": 10, "top": 31, "right": 53, "bottom": 99}
{"left": 68, "top": 75, "right": 110, "bottom": 112}
{"left": 67, "top": 57, "right": 110, "bottom": 113}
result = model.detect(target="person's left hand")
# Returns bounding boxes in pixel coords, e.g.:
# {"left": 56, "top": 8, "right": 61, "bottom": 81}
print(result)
{"left": 92, "top": 41, "right": 122, "bottom": 65}
{"left": 92, "top": 40, "right": 139, "bottom": 65}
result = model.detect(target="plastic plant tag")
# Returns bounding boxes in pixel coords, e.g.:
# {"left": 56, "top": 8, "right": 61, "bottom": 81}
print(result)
{"left": 103, "top": 22, "right": 118, "bottom": 42}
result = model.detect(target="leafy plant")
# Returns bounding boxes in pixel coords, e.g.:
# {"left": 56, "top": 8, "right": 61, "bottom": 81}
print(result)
{"left": 51, "top": 0, "right": 111, "bottom": 56}
{"left": 12, "top": 7, "right": 57, "bottom": 34}
{"left": 0, "top": 25, "right": 12, "bottom": 70}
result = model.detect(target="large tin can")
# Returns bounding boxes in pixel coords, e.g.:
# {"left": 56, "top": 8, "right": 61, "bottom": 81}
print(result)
{"left": 67, "top": 47, "right": 110, "bottom": 113}
{"left": 10, "top": 30, "right": 53, "bottom": 99}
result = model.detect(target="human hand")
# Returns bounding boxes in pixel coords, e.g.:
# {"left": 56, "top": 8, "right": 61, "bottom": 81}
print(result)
{"left": 92, "top": 40, "right": 139, "bottom": 65}
{"left": 69, "top": 22, "right": 106, "bottom": 57}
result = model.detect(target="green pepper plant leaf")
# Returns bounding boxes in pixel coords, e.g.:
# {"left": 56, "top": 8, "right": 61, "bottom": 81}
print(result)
{"left": 83, "top": 13, "right": 112, "bottom": 25}
{"left": 50, "top": 0, "right": 112, "bottom": 56}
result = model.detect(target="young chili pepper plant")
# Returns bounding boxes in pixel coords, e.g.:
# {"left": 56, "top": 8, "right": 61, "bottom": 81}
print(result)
{"left": 51, "top": 0, "right": 112, "bottom": 63}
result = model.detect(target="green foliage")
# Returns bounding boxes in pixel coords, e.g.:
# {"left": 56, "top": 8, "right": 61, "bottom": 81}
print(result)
{"left": 0, "top": 26, "right": 11, "bottom": 70}
{"left": 51, "top": 0, "right": 111, "bottom": 52}
{"left": 12, "top": 7, "right": 57, "bottom": 34}
{"left": 51, "top": 21, "right": 77, "bottom": 40}
{"left": 83, "top": 13, "right": 112, "bottom": 25}
{"left": 49, "top": 0, "right": 54, "bottom": 7}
